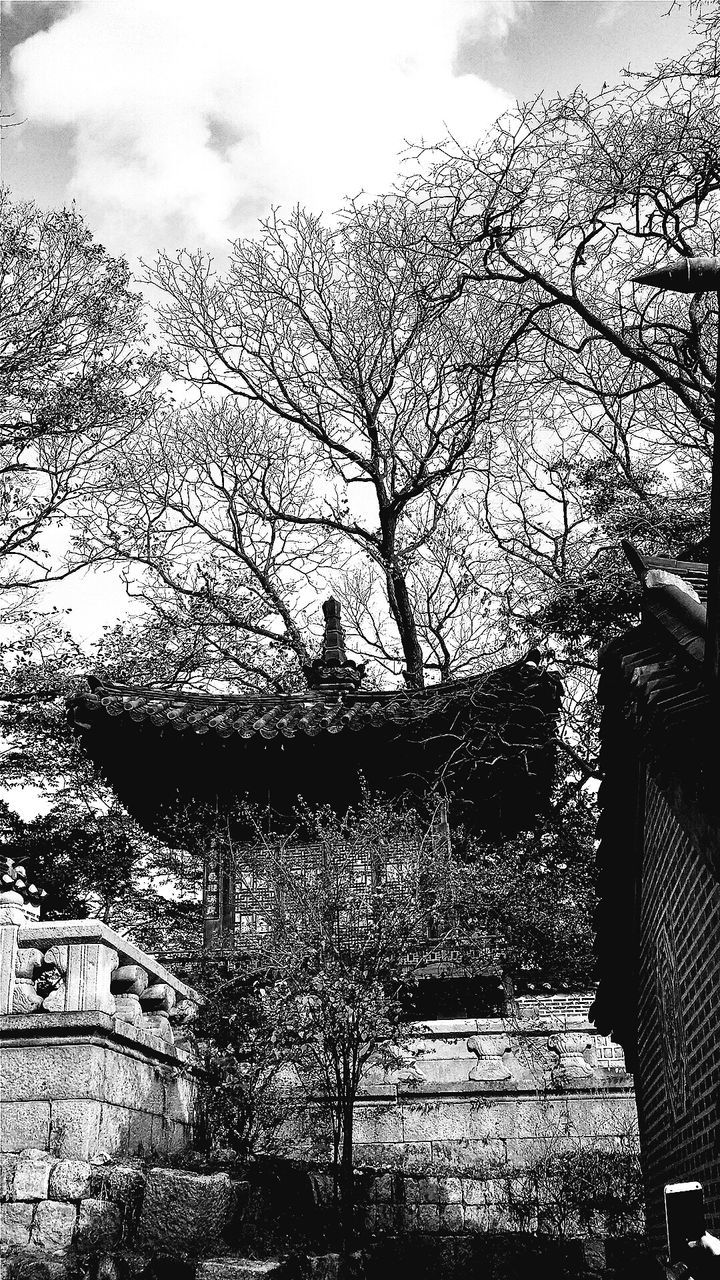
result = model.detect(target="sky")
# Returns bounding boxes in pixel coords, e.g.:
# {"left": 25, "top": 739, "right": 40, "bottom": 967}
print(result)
{"left": 0, "top": 0, "right": 698, "bottom": 267}
{"left": 0, "top": 0, "right": 700, "bottom": 641}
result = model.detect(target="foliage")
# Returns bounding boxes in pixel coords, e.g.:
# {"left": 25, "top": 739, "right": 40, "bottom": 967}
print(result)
{"left": 454, "top": 789, "right": 598, "bottom": 989}
{"left": 194, "top": 965, "right": 291, "bottom": 1162}
{"left": 198, "top": 793, "right": 454, "bottom": 1241}
{"left": 0, "top": 188, "right": 154, "bottom": 611}
{"left": 0, "top": 612, "right": 201, "bottom": 950}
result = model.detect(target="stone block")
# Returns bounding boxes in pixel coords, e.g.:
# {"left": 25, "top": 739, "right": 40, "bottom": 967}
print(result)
{"left": 440, "top": 1203, "right": 464, "bottom": 1232}
{"left": 95, "top": 1164, "right": 146, "bottom": 1204}
{"left": 0, "top": 1201, "right": 35, "bottom": 1246}
{"left": 463, "top": 1204, "right": 486, "bottom": 1232}
{"left": 124, "top": 1108, "right": 157, "bottom": 1155}
{"left": 415, "top": 1204, "right": 439, "bottom": 1232}
{"left": 196, "top": 1262, "right": 286, "bottom": 1279}
{"left": 49, "top": 1100, "right": 102, "bottom": 1159}
{"left": 114, "top": 993, "right": 144, "bottom": 1026}
{"left": 112, "top": 965, "right": 149, "bottom": 996}
{"left": 31, "top": 1199, "right": 78, "bottom": 1249}
{"left": 0, "top": 1101, "right": 51, "bottom": 1153}
{"left": 139, "top": 1168, "right": 235, "bottom": 1253}
{"left": 353, "top": 1141, "right": 432, "bottom": 1171}
{"left": 429, "top": 1138, "right": 507, "bottom": 1171}
{"left": 48, "top": 1159, "right": 93, "bottom": 1201}
{"left": 150, "top": 1114, "right": 188, "bottom": 1156}
{"left": 76, "top": 1198, "right": 123, "bottom": 1248}
{"left": 13, "top": 1151, "right": 53, "bottom": 1200}
{"left": 398, "top": 1206, "right": 417, "bottom": 1233}
{"left": 461, "top": 1179, "right": 498, "bottom": 1206}
{"left": 353, "top": 1105, "right": 403, "bottom": 1146}
{"left": 307, "top": 1255, "right": 341, "bottom": 1280}
{"left": 0, "top": 1153, "right": 18, "bottom": 1201}
{"left": 1, "top": 1041, "right": 105, "bottom": 1103}
{"left": 369, "top": 1173, "right": 394, "bottom": 1203}
{"left": 436, "top": 1177, "right": 462, "bottom": 1204}
{"left": 141, "top": 983, "right": 176, "bottom": 1013}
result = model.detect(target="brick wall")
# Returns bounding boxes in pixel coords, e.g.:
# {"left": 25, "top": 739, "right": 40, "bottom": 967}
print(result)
{"left": 636, "top": 769, "right": 720, "bottom": 1246}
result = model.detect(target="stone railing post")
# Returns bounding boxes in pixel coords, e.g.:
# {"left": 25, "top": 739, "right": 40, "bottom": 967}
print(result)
{"left": 0, "top": 872, "right": 43, "bottom": 1016}
{"left": 548, "top": 1031, "right": 595, "bottom": 1086}
{"left": 467, "top": 1033, "right": 512, "bottom": 1083}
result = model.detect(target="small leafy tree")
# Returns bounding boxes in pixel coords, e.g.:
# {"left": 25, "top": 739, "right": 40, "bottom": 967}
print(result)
{"left": 212, "top": 793, "right": 454, "bottom": 1245}
{"left": 453, "top": 789, "right": 598, "bottom": 992}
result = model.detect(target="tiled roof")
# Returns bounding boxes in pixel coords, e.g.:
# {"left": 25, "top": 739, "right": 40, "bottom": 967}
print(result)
{"left": 70, "top": 661, "right": 560, "bottom": 744}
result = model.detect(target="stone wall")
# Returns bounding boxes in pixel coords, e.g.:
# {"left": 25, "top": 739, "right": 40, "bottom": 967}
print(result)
{"left": 0, "top": 1154, "right": 241, "bottom": 1258}
{"left": 0, "top": 905, "right": 202, "bottom": 1161}
{"left": 275, "top": 1009, "right": 637, "bottom": 1173}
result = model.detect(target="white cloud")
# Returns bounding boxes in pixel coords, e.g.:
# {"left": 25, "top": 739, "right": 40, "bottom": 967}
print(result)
{"left": 10, "top": 0, "right": 519, "bottom": 260}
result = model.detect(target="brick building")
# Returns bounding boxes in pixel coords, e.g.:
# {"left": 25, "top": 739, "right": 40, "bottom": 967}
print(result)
{"left": 68, "top": 600, "right": 562, "bottom": 992}
{"left": 592, "top": 543, "right": 719, "bottom": 1246}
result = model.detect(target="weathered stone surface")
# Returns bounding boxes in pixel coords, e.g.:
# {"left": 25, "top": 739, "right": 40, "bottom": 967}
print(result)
{"left": 141, "top": 983, "right": 176, "bottom": 1013}
{"left": 94, "top": 1163, "right": 145, "bottom": 1204}
{"left": 31, "top": 1199, "right": 78, "bottom": 1249}
{"left": 13, "top": 1151, "right": 53, "bottom": 1200}
{"left": 49, "top": 1100, "right": 102, "bottom": 1159}
{"left": 142, "top": 1013, "right": 174, "bottom": 1044}
{"left": 436, "top": 1176, "right": 462, "bottom": 1204}
{"left": 0, "top": 1201, "right": 35, "bottom": 1246}
{"left": 415, "top": 1204, "right": 440, "bottom": 1232}
{"left": 429, "top": 1138, "right": 507, "bottom": 1170}
{"left": 139, "top": 1168, "right": 235, "bottom": 1253}
{"left": 12, "top": 978, "right": 44, "bottom": 1014}
{"left": 196, "top": 1261, "right": 286, "bottom": 1279}
{"left": 369, "top": 1173, "right": 394, "bottom": 1203}
{"left": 0, "top": 1153, "right": 18, "bottom": 1201}
{"left": 306, "top": 1254, "right": 341, "bottom": 1279}
{"left": 463, "top": 1204, "right": 486, "bottom": 1232}
{"left": 114, "top": 993, "right": 143, "bottom": 1025}
{"left": 76, "top": 1198, "right": 123, "bottom": 1248}
{"left": 48, "top": 1158, "right": 93, "bottom": 1202}
{"left": 467, "top": 1034, "right": 512, "bottom": 1083}
{"left": 15, "top": 947, "right": 44, "bottom": 979}
{"left": 112, "top": 965, "right": 149, "bottom": 996}
{"left": 440, "top": 1203, "right": 464, "bottom": 1232}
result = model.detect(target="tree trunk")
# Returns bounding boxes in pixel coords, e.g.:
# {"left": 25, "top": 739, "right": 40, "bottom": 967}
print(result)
{"left": 340, "top": 1097, "right": 355, "bottom": 1252}
{"left": 380, "top": 510, "right": 425, "bottom": 688}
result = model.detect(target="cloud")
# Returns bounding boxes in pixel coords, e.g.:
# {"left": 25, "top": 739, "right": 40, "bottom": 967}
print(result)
{"left": 9, "top": 0, "right": 517, "bottom": 260}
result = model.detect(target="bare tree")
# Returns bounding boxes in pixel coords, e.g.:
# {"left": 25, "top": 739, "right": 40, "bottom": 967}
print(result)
{"left": 142, "top": 198, "right": 527, "bottom": 686}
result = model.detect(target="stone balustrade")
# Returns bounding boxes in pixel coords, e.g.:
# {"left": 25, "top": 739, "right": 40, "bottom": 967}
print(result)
{"left": 0, "top": 900, "right": 203, "bottom": 1161}
{"left": 1, "top": 917, "right": 200, "bottom": 1050}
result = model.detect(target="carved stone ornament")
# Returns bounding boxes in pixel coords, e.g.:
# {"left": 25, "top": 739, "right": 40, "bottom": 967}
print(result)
{"left": 547, "top": 1032, "right": 595, "bottom": 1086}
{"left": 467, "top": 1034, "right": 512, "bottom": 1083}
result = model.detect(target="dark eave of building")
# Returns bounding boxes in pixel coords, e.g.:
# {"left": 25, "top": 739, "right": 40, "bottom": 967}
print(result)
{"left": 592, "top": 543, "right": 713, "bottom": 1064}
{"left": 67, "top": 654, "right": 562, "bottom": 841}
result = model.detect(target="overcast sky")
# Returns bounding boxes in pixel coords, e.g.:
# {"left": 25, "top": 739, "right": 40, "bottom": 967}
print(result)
{"left": 0, "top": 0, "right": 701, "bottom": 640}
{"left": 1, "top": 0, "right": 698, "bottom": 266}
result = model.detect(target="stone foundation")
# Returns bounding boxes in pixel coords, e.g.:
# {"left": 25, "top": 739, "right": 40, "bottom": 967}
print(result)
{"left": 0, "top": 912, "right": 202, "bottom": 1162}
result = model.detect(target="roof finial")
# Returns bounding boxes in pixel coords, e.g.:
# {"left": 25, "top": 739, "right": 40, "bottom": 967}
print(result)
{"left": 303, "top": 597, "right": 366, "bottom": 693}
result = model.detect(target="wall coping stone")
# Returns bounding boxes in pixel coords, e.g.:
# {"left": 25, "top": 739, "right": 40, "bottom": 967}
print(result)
{"left": 355, "top": 1078, "right": 635, "bottom": 1103}
{"left": 406, "top": 1018, "right": 613, "bottom": 1038}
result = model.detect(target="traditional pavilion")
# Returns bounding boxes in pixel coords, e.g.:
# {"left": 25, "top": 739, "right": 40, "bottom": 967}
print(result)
{"left": 592, "top": 543, "right": 720, "bottom": 1248}
{"left": 68, "top": 600, "right": 562, "bottom": 987}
